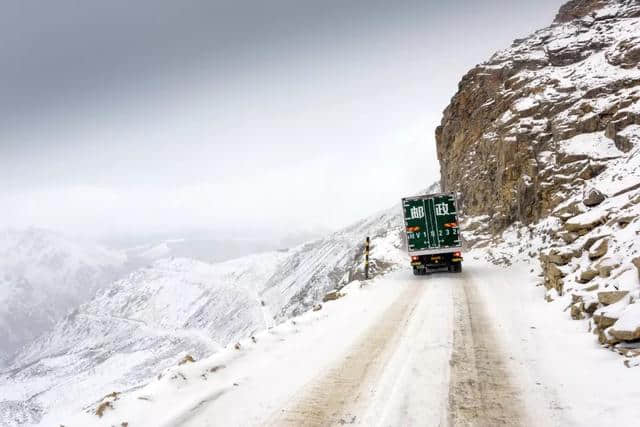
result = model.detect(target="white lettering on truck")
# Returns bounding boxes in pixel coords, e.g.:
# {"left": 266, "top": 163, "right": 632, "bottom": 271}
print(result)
{"left": 435, "top": 202, "right": 449, "bottom": 216}
{"left": 410, "top": 206, "right": 425, "bottom": 219}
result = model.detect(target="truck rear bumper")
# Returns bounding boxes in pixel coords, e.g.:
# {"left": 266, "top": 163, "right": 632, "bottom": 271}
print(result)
{"left": 411, "top": 252, "right": 463, "bottom": 269}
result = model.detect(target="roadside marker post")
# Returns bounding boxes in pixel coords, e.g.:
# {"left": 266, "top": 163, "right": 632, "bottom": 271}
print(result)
{"left": 365, "top": 237, "right": 370, "bottom": 280}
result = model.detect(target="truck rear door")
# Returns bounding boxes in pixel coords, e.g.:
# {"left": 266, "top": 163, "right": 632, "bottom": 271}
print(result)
{"left": 403, "top": 194, "right": 460, "bottom": 252}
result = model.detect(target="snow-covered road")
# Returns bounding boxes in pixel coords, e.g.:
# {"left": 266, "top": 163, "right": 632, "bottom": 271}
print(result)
{"left": 59, "top": 255, "right": 640, "bottom": 427}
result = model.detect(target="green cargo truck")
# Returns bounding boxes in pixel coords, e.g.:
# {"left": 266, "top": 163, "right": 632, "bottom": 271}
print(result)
{"left": 401, "top": 192, "right": 463, "bottom": 275}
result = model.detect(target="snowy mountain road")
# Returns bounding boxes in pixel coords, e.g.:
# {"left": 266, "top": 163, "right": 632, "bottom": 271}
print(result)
{"left": 58, "top": 257, "right": 640, "bottom": 427}
{"left": 272, "top": 271, "right": 527, "bottom": 427}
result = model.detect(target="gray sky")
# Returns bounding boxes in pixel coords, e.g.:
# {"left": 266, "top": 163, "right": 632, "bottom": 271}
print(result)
{"left": 1, "top": 0, "right": 564, "bottom": 240}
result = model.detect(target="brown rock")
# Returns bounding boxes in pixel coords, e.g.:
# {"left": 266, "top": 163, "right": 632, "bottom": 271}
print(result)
{"left": 546, "top": 249, "right": 578, "bottom": 266}
{"left": 595, "top": 258, "right": 619, "bottom": 278}
{"left": 583, "top": 188, "right": 606, "bottom": 207}
{"left": 589, "top": 238, "right": 608, "bottom": 260}
{"left": 312, "top": 304, "right": 323, "bottom": 312}
{"left": 559, "top": 231, "right": 579, "bottom": 244}
{"left": 571, "top": 303, "right": 585, "bottom": 320}
{"left": 578, "top": 269, "right": 598, "bottom": 283}
{"left": 585, "top": 300, "right": 599, "bottom": 315}
{"left": 547, "top": 263, "right": 565, "bottom": 279}
{"left": 597, "top": 291, "right": 629, "bottom": 306}
{"left": 633, "top": 257, "right": 640, "bottom": 280}
{"left": 582, "top": 234, "right": 610, "bottom": 251}
{"left": 594, "top": 314, "right": 617, "bottom": 329}
{"left": 610, "top": 327, "right": 640, "bottom": 342}
{"left": 565, "top": 214, "right": 607, "bottom": 233}
{"left": 597, "top": 327, "right": 620, "bottom": 345}
{"left": 322, "top": 290, "right": 343, "bottom": 302}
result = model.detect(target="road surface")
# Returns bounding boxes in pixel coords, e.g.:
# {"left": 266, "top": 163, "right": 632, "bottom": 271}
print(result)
{"left": 176, "top": 258, "right": 640, "bottom": 427}
{"left": 269, "top": 269, "right": 529, "bottom": 426}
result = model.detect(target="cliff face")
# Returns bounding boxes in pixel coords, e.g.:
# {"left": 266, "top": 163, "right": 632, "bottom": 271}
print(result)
{"left": 436, "top": 0, "right": 640, "bottom": 232}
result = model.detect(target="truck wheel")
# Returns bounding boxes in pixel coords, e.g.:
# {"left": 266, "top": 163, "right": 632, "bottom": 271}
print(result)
{"left": 453, "top": 263, "right": 462, "bottom": 273}
{"left": 413, "top": 268, "right": 420, "bottom": 276}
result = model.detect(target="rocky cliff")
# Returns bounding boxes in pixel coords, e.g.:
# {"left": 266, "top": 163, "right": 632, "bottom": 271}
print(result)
{"left": 436, "top": 0, "right": 640, "bottom": 231}
{"left": 438, "top": 0, "right": 640, "bottom": 360}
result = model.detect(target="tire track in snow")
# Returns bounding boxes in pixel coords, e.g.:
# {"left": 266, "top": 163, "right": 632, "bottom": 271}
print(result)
{"left": 269, "top": 282, "right": 425, "bottom": 426}
{"left": 448, "top": 273, "right": 526, "bottom": 426}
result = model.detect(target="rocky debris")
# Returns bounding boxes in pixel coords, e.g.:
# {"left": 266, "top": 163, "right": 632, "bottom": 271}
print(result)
{"left": 312, "top": 304, "right": 323, "bottom": 312}
{"left": 589, "top": 238, "right": 609, "bottom": 260}
{"left": 234, "top": 342, "right": 241, "bottom": 350}
{"left": 583, "top": 188, "right": 606, "bottom": 207}
{"left": 597, "top": 290, "right": 629, "bottom": 306}
{"left": 322, "top": 290, "right": 344, "bottom": 302}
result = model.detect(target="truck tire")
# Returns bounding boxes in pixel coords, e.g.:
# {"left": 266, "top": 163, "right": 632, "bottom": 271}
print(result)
{"left": 453, "top": 263, "right": 462, "bottom": 273}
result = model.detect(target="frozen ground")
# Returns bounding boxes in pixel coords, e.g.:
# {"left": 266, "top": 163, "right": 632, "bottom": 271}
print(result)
{"left": 55, "top": 254, "right": 640, "bottom": 427}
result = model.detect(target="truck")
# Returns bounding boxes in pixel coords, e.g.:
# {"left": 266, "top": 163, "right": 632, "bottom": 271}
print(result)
{"left": 401, "top": 192, "right": 463, "bottom": 275}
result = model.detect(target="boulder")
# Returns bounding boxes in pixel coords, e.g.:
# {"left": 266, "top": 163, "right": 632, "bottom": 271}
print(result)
{"left": 578, "top": 269, "right": 598, "bottom": 283}
{"left": 312, "top": 304, "right": 323, "bottom": 312}
{"left": 583, "top": 188, "right": 606, "bottom": 207}
{"left": 582, "top": 234, "right": 610, "bottom": 251}
{"left": 589, "top": 238, "right": 608, "bottom": 260}
{"left": 595, "top": 257, "right": 619, "bottom": 278}
{"left": 546, "top": 249, "right": 575, "bottom": 266}
{"left": 610, "top": 304, "right": 640, "bottom": 341}
{"left": 559, "top": 231, "right": 579, "bottom": 244}
{"left": 594, "top": 294, "right": 632, "bottom": 333}
{"left": 598, "top": 291, "right": 629, "bottom": 306}
{"left": 565, "top": 212, "right": 607, "bottom": 233}
{"left": 597, "top": 327, "right": 620, "bottom": 346}
{"left": 594, "top": 314, "right": 618, "bottom": 330}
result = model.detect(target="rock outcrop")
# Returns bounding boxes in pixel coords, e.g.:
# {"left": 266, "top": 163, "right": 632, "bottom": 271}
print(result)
{"left": 437, "top": 0, "right": 640, "bottom": 359}
{"left": 436, "top": 0, "right": 640, "bottom": 233}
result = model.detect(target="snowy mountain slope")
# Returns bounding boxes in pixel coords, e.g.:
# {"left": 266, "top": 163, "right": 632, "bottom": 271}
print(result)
{"left": 0, "top": 194, "right": 421, "bottom": 426}
{"left": 0, "top": 228, "right": 127, "bottom": 366}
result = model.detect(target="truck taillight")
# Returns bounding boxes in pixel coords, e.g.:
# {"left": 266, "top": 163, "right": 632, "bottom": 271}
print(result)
{"left": 454, "top": 251, "right": 461, "bottom": 257}
{"left": 411, "top": 256, "right": 419, "bottom": 261}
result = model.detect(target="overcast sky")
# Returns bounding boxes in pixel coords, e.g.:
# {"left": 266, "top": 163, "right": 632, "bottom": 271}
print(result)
{"left": 1, "top": 0, "right": 564, "bottom": 240}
